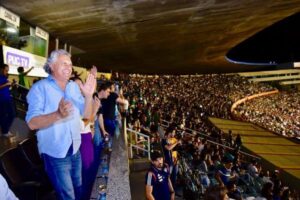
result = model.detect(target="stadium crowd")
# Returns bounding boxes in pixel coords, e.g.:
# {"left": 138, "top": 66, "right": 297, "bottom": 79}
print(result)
{"left": 122, "top": 74, "right": 299, "bottom": 199}
{"left": 234, "top": 91, "right": 300, "bottom": 137}
{"left": 123, "top": 74, "right": 275, "bottom": 135}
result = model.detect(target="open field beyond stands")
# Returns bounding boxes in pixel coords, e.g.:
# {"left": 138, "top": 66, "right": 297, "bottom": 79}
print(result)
{"left": 209, "top": 117, "right": 300, "bottom": 190}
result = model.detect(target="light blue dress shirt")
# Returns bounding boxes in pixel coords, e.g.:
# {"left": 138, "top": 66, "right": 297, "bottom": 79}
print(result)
{"left": 26, "top": 75, "right": 84, "bottom": 158}
{"left": 0, "top": 174, "right": 18, "bottom": 200}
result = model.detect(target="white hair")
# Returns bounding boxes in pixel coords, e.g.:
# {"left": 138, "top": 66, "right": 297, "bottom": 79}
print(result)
{"left": 44, "top": 49, "right": 71, "bottom": 74}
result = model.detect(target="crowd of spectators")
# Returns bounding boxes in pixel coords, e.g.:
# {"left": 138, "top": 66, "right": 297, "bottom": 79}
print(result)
{"left": 123, "top": 73, "right": 300, "bottom": 139}
{"left": 234, "top": 91, "right": 300, "bottom": 137}
{"left": 121, "top": 74, "right": 299, "bottom": 199}
{"left": 123, "top": 74, "right": 274, "bottom": 139}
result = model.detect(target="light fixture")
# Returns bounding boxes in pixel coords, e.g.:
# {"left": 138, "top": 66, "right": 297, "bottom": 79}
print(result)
{"left": 6, "top": 27, "right": 17, "bottom": 33}
{"left": 294, "top": 62, "right": 300, "bottom": 68}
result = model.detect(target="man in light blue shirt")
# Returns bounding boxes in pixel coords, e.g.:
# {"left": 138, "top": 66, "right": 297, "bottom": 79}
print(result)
{"left": 26, "top": 49, "right": 97, "bottom": 200}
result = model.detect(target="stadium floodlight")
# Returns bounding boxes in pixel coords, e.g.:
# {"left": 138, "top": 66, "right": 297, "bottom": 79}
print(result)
{"left": 293, "top": 62, "right": 300, "bottom": 68}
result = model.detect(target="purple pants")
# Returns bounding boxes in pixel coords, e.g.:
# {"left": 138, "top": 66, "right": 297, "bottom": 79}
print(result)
{"left": 80, "top": 133, "right": 94, "bottom": 171}
{"left": 80, "top": 132, "right": 94, "bottom": 199}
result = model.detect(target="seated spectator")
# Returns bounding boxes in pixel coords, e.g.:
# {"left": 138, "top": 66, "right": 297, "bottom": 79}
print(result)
{"left": 204, "top": 185, "right": 228, "bottom": 200}
{"left": 215, "top": 156, "right": 237, "bottom": 187}
{"left": 261, "top": 182, "right": 273, "bottom": 200}
{"left": 227, "top": 181, "right": 242, "bottom": 200}
{"left": 281, "top": 188, "right": 292, "bottom": 200}
{"left": 248, "top": 159, "right": 259, "bottom": 178}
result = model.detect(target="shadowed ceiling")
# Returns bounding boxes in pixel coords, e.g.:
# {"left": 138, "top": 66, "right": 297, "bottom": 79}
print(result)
{"left": 1, "top": 0, "right": 300, "bottom": 74}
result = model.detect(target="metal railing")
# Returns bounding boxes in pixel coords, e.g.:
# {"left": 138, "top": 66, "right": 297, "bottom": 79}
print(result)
{"left": 160, "top": 119, "right": 261, "bottom": 161}
{"left": 126, "top": 128, "right": 151, "bottom": 160}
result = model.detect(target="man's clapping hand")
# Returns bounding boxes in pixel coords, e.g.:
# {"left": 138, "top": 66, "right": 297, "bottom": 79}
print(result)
{"left": 57, "top": 98, "right": 73, "bottom": 118}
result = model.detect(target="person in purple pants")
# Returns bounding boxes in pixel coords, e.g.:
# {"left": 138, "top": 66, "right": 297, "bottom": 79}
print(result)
{"left": 74, "top": 76, "right": 100, "bottom": 200}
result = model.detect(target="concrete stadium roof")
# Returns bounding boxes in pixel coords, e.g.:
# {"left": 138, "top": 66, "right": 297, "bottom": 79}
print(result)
{"left": 1, "top": 0, "right": 300, "bottom": 74}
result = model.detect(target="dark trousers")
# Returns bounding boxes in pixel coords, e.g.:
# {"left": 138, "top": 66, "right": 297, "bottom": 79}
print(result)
{"left": 104, "top": 119, "right": 117, "bottom": 137}
{"left": 0, "top": 99, "right": 15, "bottom": 134}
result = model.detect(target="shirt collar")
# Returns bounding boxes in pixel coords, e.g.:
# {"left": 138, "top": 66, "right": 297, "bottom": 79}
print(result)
{"left": 47, "top": 74, "right": 56, "bottom": 82}
{"left": 47, "top": 75, "right": 71, "bottom": 83}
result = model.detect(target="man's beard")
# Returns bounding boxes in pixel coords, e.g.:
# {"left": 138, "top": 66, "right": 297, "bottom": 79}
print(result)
{"left": 158, "top": 163, "right": 163, "bottom": 168}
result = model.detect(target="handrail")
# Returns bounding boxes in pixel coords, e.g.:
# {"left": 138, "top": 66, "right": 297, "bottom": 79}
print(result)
{"left": 160, "top": 119, "right": 221, "bottom": 142}
{"left": 127, "top": 128, "right": 151, "bottom": 160}
{"left": 230, "top": 90, "right": 279, "bottom": 113}
{"left": 160, "top": 119, "right": 261, "bottom": 160}
{"left": 14, "top": 83, "right": 30, "bottom": 90}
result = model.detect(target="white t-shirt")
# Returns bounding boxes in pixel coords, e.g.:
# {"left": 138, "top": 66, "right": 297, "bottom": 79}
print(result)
{"left": 80, "top": 119, "right": 92, "bottom": 134}
{"left": 123, "top": 100, "right": 129, "bottom": 110}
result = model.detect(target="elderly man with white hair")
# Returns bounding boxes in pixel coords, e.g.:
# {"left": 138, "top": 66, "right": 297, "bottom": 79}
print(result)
{"left": 26, "top": 49, "right": 97, "bottom": 200}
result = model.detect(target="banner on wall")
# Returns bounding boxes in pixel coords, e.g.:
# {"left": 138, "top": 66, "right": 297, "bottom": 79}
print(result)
{"left": 35, "top": 27, "right": 49, "bottom": 41}
{"left": 2, "top": 45, "right": 112, "bottom": 79}
{"left": 2, "top": 45, "right": 48, "bottom": 77}
{"left": 0, "top": 6, "right": 20, "bottom": 27}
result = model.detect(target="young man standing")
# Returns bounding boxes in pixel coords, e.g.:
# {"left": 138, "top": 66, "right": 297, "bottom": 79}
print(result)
{"left": 93, "top": 83, "right": 112, "bottom": 159}
{"left": 145, "top": 151, "right": 175, "bottom": 200}
{"left": 99, "top": 82, "right": 127, "bottom": 138}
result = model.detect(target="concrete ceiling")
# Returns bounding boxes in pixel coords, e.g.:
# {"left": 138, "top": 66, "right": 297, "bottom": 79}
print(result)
{"left": 1, "top": 0, "right": 300, "bottom": 74}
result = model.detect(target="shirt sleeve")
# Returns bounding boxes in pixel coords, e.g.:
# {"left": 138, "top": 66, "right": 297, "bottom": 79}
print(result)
{"left": 70, "top": 83, "right": 85, "bottom": 115}
{"left": 97, "top": 107, "right": 103, "bottom": 115}
{"left": 0, "top": 76, "right": 8, "bottom": 87}
{"left": 0, "top": 174, "right": 19, "bottom": 200}
{"left": 112, "top": 92, "right": 119, "bottom": 102}
{"left": 145, "top": 172, "right": 155, "bottom": 186}
{"left": 26, "top": 83, "right": 45, "bottom": 123}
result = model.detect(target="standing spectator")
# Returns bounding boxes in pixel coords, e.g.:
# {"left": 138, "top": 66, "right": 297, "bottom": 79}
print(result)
{"left": 162, "top": 127, "right": 180, "bottom": 174}
{"left": 234, "top": 134, "right": 242, "bottom": 150}
{"left": 17, "top": 66, "right": 33, "bottom": 88}
{"left": 161, "top": 127, "right": 181, "bottom": 193}
{"left": 73, "top": 76, "right": 101, "bottom": 200}
{"left": 93, "top": 83, "right": 111, "bottom": 176}
{"left": 100, "top": 82, "right": 127, "bottom": 138}
{"left": 26, "top": 49, "right": 97, "bottom": 200}
{"left": 145, "top": 151, "right": 175, "bottom": 200}
{"left": 227, "top": 130, "right": 233, "bottom": 147}
{"left": 0, "top": 64, "right": 15, "bottom": 137}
